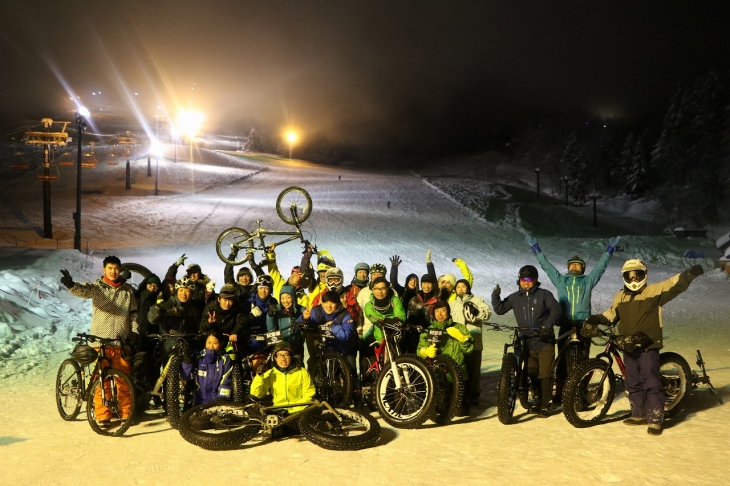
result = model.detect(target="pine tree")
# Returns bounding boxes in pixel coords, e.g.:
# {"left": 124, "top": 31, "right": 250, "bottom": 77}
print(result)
{"left": 561, "top": 133, "right": 589, "bottom": 204}
{"left": 625, "top": 135, "right": 647, "bottom": 199}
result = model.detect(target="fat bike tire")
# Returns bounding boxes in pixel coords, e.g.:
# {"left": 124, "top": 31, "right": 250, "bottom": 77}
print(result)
{"left": 430, "top": 354, "right": 464, "bottom": 425}
{"left": 313, "top": 352, "right": 353, "bottom": 408}
{"left": 375, "top": 355, "right": 436, "bottom": 429}
{"left": 497, "top": 354, "right": 519, "bottom": 425}
{"left": 360, "top": 355, "right": 379, "bottom": 412}
{"left": 563, "top": 358, "right": 615, "bottom": 428}
{"left": 164, "top": 356, "right": 189, "bottom": 430}
{"left": 299, "top": 406, "right": 381, "bottom": 451}
{"left": 179, "top": 402, "right": 262, "bottom": 450}
{"left": 660, "top": 352, "right": 692, "bottom": 417}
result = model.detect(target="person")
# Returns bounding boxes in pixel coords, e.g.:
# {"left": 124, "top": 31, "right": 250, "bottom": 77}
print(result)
{"left": 311, "top": 267, "right": 362, "bottom": 326}
{"left": 491, "top": 265, "right": 561, "bottom": 417}
{"left": 407, "top": 274, "right": 439, "bottom": 329}
{"left": 231, "top": 274, "right": 279, "bottom": 354}
{"left": 148, "top": 277, "right": 204, "bottom": 338}
{"left": 164, "top": 254, "right": 212, "bottom": 304}
{"left": 583, "top": 260, "right": 704, "bottom": 436}
{"left": 181, "top": 331, "right": 236, "bottom": 406}
{"left": 387, "top": 201, "right": 391, "bottom": 209}
{"left": 437, "top": 256, "right": 473, "bottom": 303}
{"left": 389, "top": 254, "right": 419, "bottom": 305}
{"left": 525, "top": 234, "right": 620, "bottom": 402}
{"left": 362, "top": 277, "right": 406, "bottom": 347}
{"left": 266, "top": 285, "right": 306, "bottom": 360}
{"left": 199, "top": 284, "right": 241, "bottom": 345}
{"left": 263, "top": 244, "right": 311, "bottom": 308}
{"left": 60, "top": 255, "right": 139, "bottom": 423}
{"left": 450, "top": 279, "right": 491, "bottom": 405}
{"left": 417, "top": 301, "right": 474, "bottom": 380}
{"left": 356, "top": 263, "right": 388, "bottom": 339}
{"left": 345, "top": 262, "right": 370, "bottom": 298}
{"left": 306, "top": 249, "right": 336, "bottom": 307}
{"left": 223, "top": 251, "right": 264, "bottom": 306}
{"left": 131, "top": 273, "right": 162, "bottom": 409}
{"left": 135, "top": 274, "right": 162, "bottom": 337}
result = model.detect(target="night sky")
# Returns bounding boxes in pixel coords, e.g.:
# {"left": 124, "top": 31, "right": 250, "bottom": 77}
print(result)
{"left": 1, "top": 1, "right": 728, "bottom": 155}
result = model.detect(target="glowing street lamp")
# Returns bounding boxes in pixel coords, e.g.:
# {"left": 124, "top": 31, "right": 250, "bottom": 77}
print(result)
{"left": 177, "top": 109, "right": 204, "bottom": 193}
{"left": 285, "top": 130, "right": 298, "bottom": 159}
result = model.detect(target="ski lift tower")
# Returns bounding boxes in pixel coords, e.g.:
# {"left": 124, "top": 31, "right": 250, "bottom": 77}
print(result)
{"left": 24, "top": 118, "right": 70, "bottom": 239}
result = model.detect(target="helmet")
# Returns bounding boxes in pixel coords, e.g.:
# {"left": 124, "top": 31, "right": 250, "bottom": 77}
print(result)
{"left": 567, "top": 255, "right": 586, "bottom": 276}
{"left": 175, "top": 277, "right": 196, "bottom": 290}
{"left": 518, "top": 265, "right": 539, "bottom": 282}
{"left": 317, "top": 250, "right": 336, "bottom": 268}
{"left": 621, "top": 259, "right": 647, "bottom": 292}
{"left": 370, "top": 263, "right": 387, "bottom": 275}
{"left": 71, "top": 344, "right": 98, "bottom": 365}
{"left": 316, "top": 262, "right": 332, "bottom": 272}
{"left": 256, "top": 274, "right": 274, "bottom": 289}
{"left": 354, "top": 262, "right": 370, "bottom": 274}
{"left": 325, "top": 267, "right": 344, "bottom": 291}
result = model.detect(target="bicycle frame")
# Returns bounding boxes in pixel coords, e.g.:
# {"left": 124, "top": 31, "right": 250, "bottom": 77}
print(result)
{"left": 239, "top": 400, "right": 344, "bottom": 433}
{"left": 245, "top": 219, "right": 306, "bottom": 252}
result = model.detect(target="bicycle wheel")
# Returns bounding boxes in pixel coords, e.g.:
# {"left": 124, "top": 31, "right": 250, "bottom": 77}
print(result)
{"left": 86, "top": 369, "right": 136, "bottom": 437}
{"left": 430, "top": 354, "right": 464, "bottom": 425}
{"left": 563, "top": 358, "right": 615, "bottom": 428}
{"left": 565, "top": 342, "right": 585, "bottom": 378}
{"left": 276, "top": 186, "right": 312, "bottom": 225}
{"left": 359, "top": 355, "right": 379, "bottom": 412}
{"left": 164, "top": 356, "right": 189, "bottom": 430}
{"left": 660, "top": 352, "right": 692, "bottom": 417}
{"left": 120, "top": 262, "right": 152, "bottom": 290}
{"left": 497, "top": 354, "right": 519, "bottom": 425}
{"left": 375, "top": 355, "right": 436, "bottom": 429}
{"left": 56, "top": 359, "right": 84, "bottom": 420}
{"left": 299, "top": 405, "right": 381, "bottom": 451}
{"left": 179, "top": 402, "right": 262, "bottom": 450}
{"left": 313, "top": 352, "right": 353, "bottom": 408}
{"left": 215, "top": 227, "right": 254, "bottom": 265}
{"left": 231, "top": 363, "right": 245, "bottom": 403}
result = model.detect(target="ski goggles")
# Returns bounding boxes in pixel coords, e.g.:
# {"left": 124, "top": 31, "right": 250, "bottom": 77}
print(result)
{"left": 326, "top": 276, "right": 342, "bottom": 285}
{"left": 519, "top": 277, "right": 535, "bottom": 283}
{"left": 623, "top": 270, "right": 646, "bottom": 283}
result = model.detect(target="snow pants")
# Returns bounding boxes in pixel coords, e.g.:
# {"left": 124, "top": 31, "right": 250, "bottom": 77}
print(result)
{"left": 94, "top": 347, "right": 133, "bottom": 420}
{"left": 527, "top": 345, "right": 555, "bottom": 409}
{"left": 624, "top": 349, "right": 664, "bottom": 425}
{"left": 464, "top": 349, "right": 482, "bottom": 402}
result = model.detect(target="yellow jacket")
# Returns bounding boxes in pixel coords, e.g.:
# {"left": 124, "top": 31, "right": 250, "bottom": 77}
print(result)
{"left": 266, "top": 250, "right": 311, "bottom": 309}
{"left": 250, "top": 365, "right": 316, "bottom": 412}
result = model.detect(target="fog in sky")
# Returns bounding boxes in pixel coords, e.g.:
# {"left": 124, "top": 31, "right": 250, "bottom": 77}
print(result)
{"left": 1, "top": 1, "right": 728, "bottom": 155}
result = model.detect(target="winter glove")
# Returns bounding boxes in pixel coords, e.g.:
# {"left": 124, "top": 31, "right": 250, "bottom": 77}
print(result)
{"left": 585, "top": 315, "right": 603, "bottom": 325}
{"left": 267, "top": 303, "right": 279, "bottom": 316}
{"left": 206, "top": 280, "right": 216, "bottom": 293}
{"left": 175, "top": 254, "right": 187, "bottom": 266}
{"left": 420, "top": 343, "right": 437, "bottom": 358}
{"left": 689, "top": 265, "right": 704, "bottom": 278}
{"left": 463, "top": 301, "right": 479, "bottom": 323}
{"left": 390, "top": 255, "right": 402, "bottom": 267}
{"left": 255, "top": 364, "right": 266, "bottom": 376}
{"left": 492, "top": 284, "right": 501, "bottom": 296}
{"left": 250, "top": 307, "right": 263, "bottom": 318}
{"left": 446, "top": 326, "right": 469, "bottom": 343}
{"left": 535, "top": 327, "right": 552, "bottom": 337}
{"left": 605, "top": 236, "right": 621, "bottom": 255}
{"left": 425, "top": 249, "right": 432, "bottom": 263}
{"left": 60, "top": 269, "right": 75, "bottom": 289}
{"left": 524, "top": 235, "right": 541, "bottom": 254}
{"left": 181, "top": 346, "right": 193, "bottom": 365}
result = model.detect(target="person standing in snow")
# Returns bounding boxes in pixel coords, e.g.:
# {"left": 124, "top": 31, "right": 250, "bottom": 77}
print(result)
{"left": 435, "top": 254, "right": 473, "bottom": 303}
{"left": 345, "top": 262, "right": 370, "bottom": 298}
{"left": 450, "top": 279, "right": 491, "bottom": 405}
{"left": 583, "top": 260, "right": 704, "bottom": 436}
{"left": 181, "top": 331, "right": 235, "bottom": 407}
{"left": 223, "top": 250, "right": 264, "bottom": 307}
{"left": 491, "top": 265, "right": 561, "bottom": 417}
{"left": 148, "top": 277, "right": 205, "bottom": 355}
{"left": 356, "top": 263, "right": 388, "bottom": 339}
{"left": 199, "top": 284, "right": 241, "bottom": 346}
{"left": 524, "top": 234, "right": 621, "bottom": 402}
{"left": 60, "top": 255, "right": 139, "bottom": 423}
{"left": 405, "top": 274, "right": 439, "bottom": 353}
{"left": 262, "top": 244, "right": 310, "bottom": 309}
{"left": 165, "top": 254, "right": 213, "bottom": 304}
{"left": 389, "top": 254, "right": 420, "bottom": 306}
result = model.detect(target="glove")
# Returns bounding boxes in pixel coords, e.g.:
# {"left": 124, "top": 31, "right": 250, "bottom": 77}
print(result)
{"left": 206, "top": 280, "right": 216, "bottom": 292}
{"left": 228, "top": 248, "right": 239, "bottom": 260}
{"left": 175, "top": 254, "right": 187, "bottom": 266}
{"left": 689, "top": 265, "right": 704, "bottom": 277}
{"left": 585, "top": 315, "right": 602, "bottom": 325}
{"left": 182, "top": 347, "right": 193, "bottom": 364}
{"left": 250, "top": 307, "right": 263, "bottom": 318}
{"left": 463, "top": 301, "right": 479, "bottom": 323}
{"left": 606, "top": 236, "right": 621, "bottom": 255}
{"left": 119, "top": 270, "right": 131, "bottom": 281}
{"left": 425, "top": 249, "right": 432, "bottom": 263}
{"left": 524, "top": 235, "right": 541, "bottom": 254}
{"left": 267, "top": 303, "right": 279, "bottom": 316}
{"left": 390, "top": 255, "right": 401, "bottom": 267}
{"left": 493, "top": 284, "right": 501, "bottom": 296}
{"left": 536, "top": 327, "right": 552, "bottom": 337}
{"left": 420, "top": 343, "right": 437, "bottom": 358}
{"left": 255, "top": 364, "right": 266, "bottom": 375}
{"left": 446, "top": 326, "right": 469, "bottom": 343}
{"left": 60, "top": 269, "right": 74, "bottom": 289}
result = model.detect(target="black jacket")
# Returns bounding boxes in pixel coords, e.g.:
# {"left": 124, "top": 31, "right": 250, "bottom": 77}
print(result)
{"left": 492, "top": 283, "right": 561, "bottom": 350}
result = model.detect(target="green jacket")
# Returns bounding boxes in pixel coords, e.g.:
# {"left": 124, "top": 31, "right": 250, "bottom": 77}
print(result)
{"left": 417, "top": 318, "right": 474, "bottom": 379}
{"left": 363, "top": 292, "right": 406, "bottom": 341}
{"left": 250, "top": 365, "right": 316, "bottom": 412}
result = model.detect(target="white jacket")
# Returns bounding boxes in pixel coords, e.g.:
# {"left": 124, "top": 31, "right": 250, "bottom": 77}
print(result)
{"left": 450, "top": 293, "right": 490, "bottom": 351}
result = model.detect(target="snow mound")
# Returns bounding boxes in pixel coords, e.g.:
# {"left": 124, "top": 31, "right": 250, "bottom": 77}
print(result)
{"left": 578, "top": 236, "right": 716, "bottom": 270}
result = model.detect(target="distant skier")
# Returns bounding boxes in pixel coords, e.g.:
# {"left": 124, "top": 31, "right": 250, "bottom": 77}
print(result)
{"left": 339, "top": 175, "right": 341, "bottom": 181}
{"left": 387, "top": 201, "right": 391, "bottom": 209}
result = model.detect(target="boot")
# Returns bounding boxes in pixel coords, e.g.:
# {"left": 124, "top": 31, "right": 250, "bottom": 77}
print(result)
{"left": 540, "top": 377, "right": 554, "bottom": 410}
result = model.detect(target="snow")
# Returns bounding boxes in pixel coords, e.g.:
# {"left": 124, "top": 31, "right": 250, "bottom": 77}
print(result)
{"left": 0, "top": 145, "right": 729, "bottom": 485}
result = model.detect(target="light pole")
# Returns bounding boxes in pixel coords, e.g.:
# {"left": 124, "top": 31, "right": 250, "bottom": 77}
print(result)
{"left": 563, "top": 176, "right": 569, "bottom": 206}
{"left": 533, "top": 168, "right": 540, "bottom": 198}
{"left": 74, "top": 108, "right": 89, "bottom": 251}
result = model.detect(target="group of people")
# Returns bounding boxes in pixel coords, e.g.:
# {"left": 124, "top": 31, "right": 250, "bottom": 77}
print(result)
{"left": 60, "top": 233, "right": 704, "bottom": 436}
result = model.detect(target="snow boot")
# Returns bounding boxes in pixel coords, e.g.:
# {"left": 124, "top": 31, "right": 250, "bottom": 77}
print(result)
{"left": 623, "top": 416, "right": 648, "bottom": 426}
{"left": 647, "top": 423, "right": 663, "bottom": 436}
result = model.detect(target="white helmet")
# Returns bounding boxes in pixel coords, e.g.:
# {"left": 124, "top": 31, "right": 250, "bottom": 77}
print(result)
{"left": 621, "top": 259, "right": 647, "bottom": 292}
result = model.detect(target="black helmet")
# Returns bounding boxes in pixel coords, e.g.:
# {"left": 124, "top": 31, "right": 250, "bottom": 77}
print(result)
{"left": 518, "top": 265, "right": 539, "bottom": 281}
{"left": 567, "top": 255, "right": 586, "bottom": 276}
{"left": 71, "top": 344, "right": 98, "bottom": 365}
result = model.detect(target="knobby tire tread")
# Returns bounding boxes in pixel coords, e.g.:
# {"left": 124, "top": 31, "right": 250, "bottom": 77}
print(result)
{"left": 299, "top": 407, "right": 381, "bottom": 451}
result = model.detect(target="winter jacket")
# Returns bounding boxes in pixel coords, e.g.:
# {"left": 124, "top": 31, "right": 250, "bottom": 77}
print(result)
{"left": 223, "top": 260, "right": 263, "bottom": 306}
{"left": 181, "top": 348, "right": 235, "bottom": 405}
{"left": 407, "top": 291, "right": 438, "bottom": 329}
{"left": 592, "top": 268, "right": 698, "bottom": 350}
{"left": 363, "top": 290, "right": 406, "bottom": 342}
{"left": 264, "top": 250, "right": 311, "bottom": 309}
{"left": 491, "top": 283, "right": 561, "bottom": 350}
{"left": 266, "top": 286, "right": 305, "bottom": 355}
{"left": 68, "top": 277, "right": 139, "bottom": 345}
{"left": 437, "top": 258, "right": 473, "bottom": 303}
{"left": 199, "top": 300, "right": 241, "bottom": 336}
{"left": 390, "top": 265, "right": 419, "bottom": 304}
{"left": 535, "top": 251, "right": 611, "bottom": 321}
{"left": 311, "top": 287, "right": 362, "bottom": 326}
{"left": 136, "top": 288, "right": 158, "bottom": 336}
{"left": 148, "top": 295, "right": 203, "bottom": 335}
{"left": 250, "top": 365, "right": 316, "bottom": 412}
{"left": 450, "top": 294, "right": 491, "bottom": 351}
{"left": 308, "top": 281, "right": 327, "bottom": 310}
{"left": 165, "top": 262, "right": 210, "bottom": 304}
{"left": 417, "top": 317, "right": 474, "bottom": 379}
{"left": 299, "top": 304, "right": 358, "bottom": 356}
{"left": 233, "top": 293, "right": 279, "bottom": 353}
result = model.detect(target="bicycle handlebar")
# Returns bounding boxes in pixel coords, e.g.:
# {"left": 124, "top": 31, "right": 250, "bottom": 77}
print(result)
{"left": 72, "top": 332, "right": 122, "bottom": 344}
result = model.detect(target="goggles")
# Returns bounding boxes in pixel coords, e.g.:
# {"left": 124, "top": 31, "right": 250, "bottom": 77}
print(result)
{"left": 519, "top": 277, "right": 535, "bottom": 283}
{"left": 326, "top": 276, "right": 342, "bottom": 284}
{"left": 623, "top": 270, "right": 646, "bottom": 283}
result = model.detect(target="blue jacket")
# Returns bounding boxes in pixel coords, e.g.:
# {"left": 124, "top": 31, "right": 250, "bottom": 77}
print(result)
{"left": 491, "top": 284, "right": 562, "bottom": 350}
{"left": 181, "top": 349, "right": 235, "bottom": 406}
{"left": 535, "top": 251, "right": 611, "bottom": 321}
{"left": 299, "top": 304, "right": 358, "bottom": 356}
{"left": 266, "top": 287, "right": 305, "bottom": 356}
